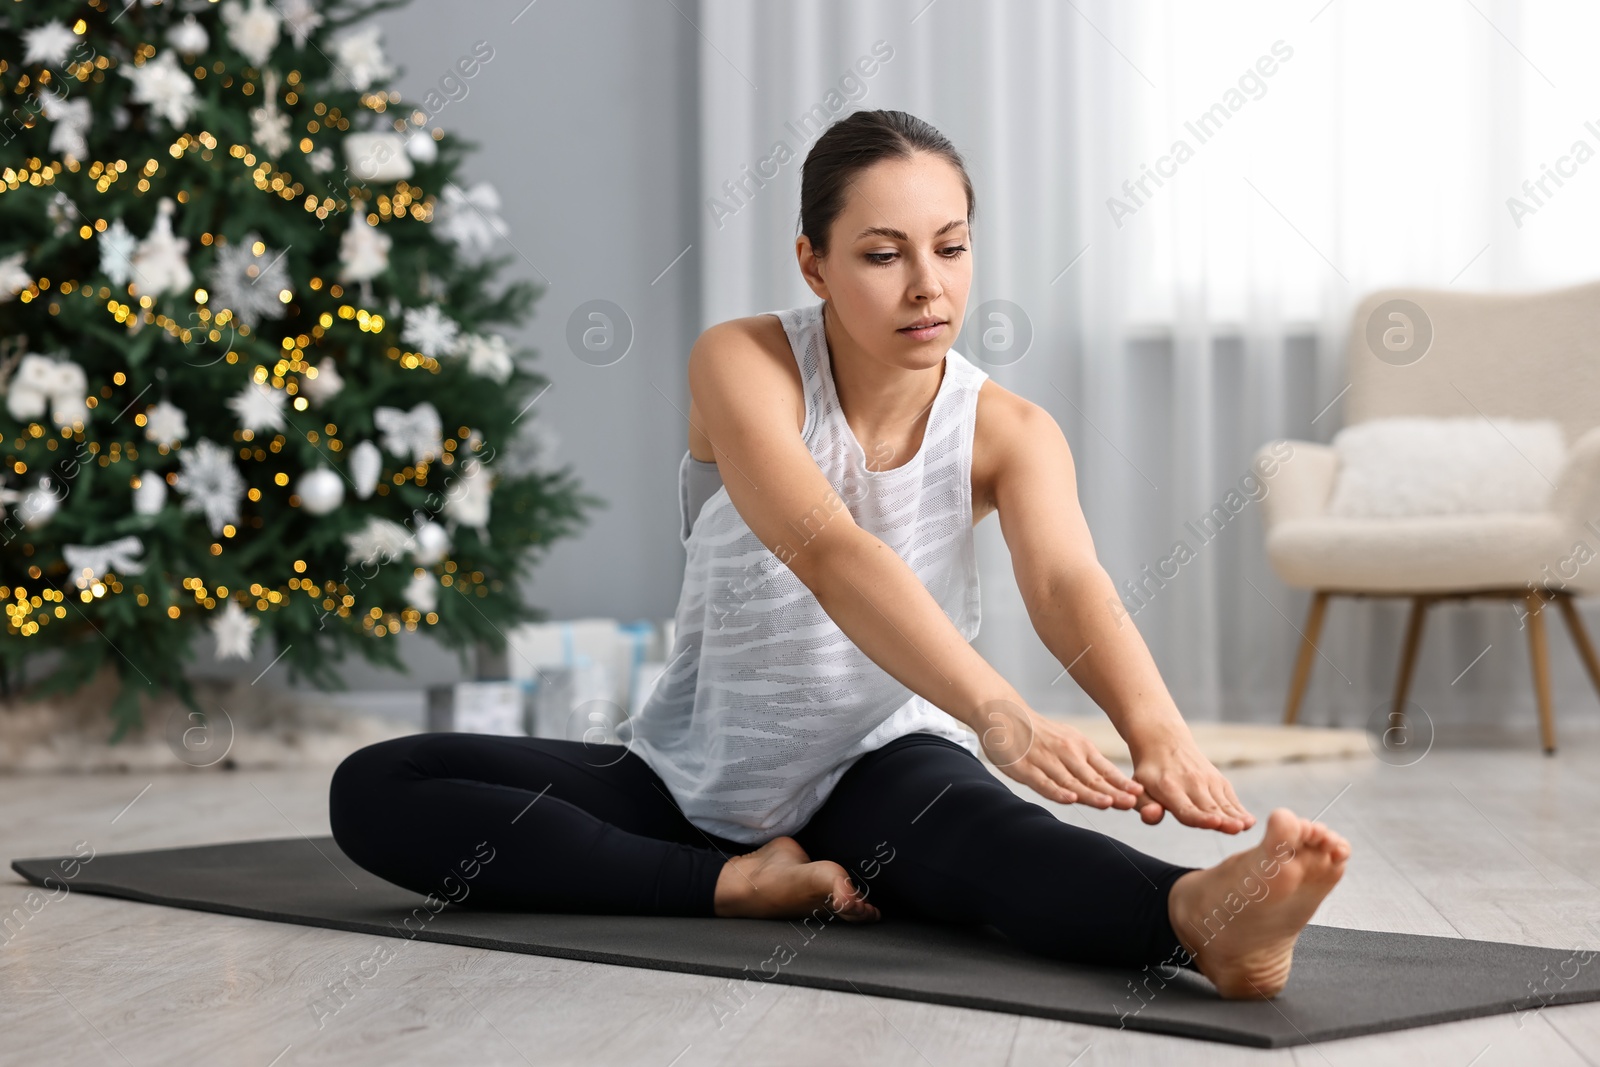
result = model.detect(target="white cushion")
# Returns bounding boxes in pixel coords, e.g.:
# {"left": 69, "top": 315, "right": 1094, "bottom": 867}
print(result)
{"left": 1325, "top": 416, "right": 1566, "bottom": 518}
{"left": 1265, "top": 512, "right": 1587, "bottom": 593}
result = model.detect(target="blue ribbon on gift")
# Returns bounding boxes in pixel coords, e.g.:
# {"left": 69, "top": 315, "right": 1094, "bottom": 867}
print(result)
{"left": 617, "top": 620, "right": 657, "bottom": 717}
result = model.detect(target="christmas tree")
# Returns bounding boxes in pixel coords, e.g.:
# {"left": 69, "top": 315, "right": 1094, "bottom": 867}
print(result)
{"left": 0, "top": 0, "right": 598, "bottom": 741}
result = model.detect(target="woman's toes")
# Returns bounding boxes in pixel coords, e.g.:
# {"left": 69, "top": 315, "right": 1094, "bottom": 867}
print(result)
{"left": 1264, "top": 807, "right": 1302, "bottom": 846}
{"left": 1301, "top": 824, "right": 1351, "bottom": 870}
{"left": 1176, "top": 809, "right": 1352, "bottom": 999}
{"left": 828, "top": 868, "right": 877, "bottom": 921}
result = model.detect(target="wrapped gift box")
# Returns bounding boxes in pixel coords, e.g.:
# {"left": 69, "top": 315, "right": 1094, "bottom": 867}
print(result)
{"left": 501, "top": 618, "right": 677, "bottom": 740}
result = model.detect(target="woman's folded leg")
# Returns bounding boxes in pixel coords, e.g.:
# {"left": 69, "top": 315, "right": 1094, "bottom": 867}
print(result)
{"left": 793, "top": 732, "right": 1200, "bottom": 969}
{"left": 328, "top": 732, "right": 742, "bottom": 916}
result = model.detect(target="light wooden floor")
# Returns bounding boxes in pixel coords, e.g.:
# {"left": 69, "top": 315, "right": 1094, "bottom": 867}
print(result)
{"left": 3, "top": 726, "right": 1600, "bottom": 1066}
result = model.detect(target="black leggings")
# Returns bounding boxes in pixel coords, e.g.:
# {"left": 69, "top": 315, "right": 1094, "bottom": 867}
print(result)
{"left": 328, "top": 730, "right": 1199, "bottom": 969}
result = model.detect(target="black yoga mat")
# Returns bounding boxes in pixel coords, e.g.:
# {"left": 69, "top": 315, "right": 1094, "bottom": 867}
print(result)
{"left": 12, "top": 836, "right": 1600, "bottom": 1049}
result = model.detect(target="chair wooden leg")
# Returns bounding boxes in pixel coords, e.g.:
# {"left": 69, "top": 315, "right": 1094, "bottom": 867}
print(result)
{"left": 1390, "top": 595, "right": 1432, "bottom": 733}
{"left": 1283, "top": 591, "right": 1330, "bottom": 725}
{"left": 1524, "top": 591, "right": 1558, "bottom": 755}
{"left": 1556, "top": 593, "right": 1600, "bottom": 709}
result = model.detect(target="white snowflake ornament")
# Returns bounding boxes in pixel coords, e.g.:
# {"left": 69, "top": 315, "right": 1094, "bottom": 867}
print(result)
{"left": 499, "top": 419, "right": 559, "bottom": 479}
{"left": 122, "top": 50, "right": 197, "bottom": 128}
{"left": 339, "top": 201, "right": 392, "bottom": 283}
{"left": 130, "top": 198, "right": 192, "bottom": 299}
{"left": 278, "top": 0, "right": 325, "bottom": 48}
{"left": 221, "top": 0, "right": 282, "bottom": 67}
{"left": 401, "top": 304, "right": 459, "bottom": 358}
{"left": 435, "top": 182, "right": 508, "bottom": 259}
{"left": 23, "top": 23, "right": 78, "bottom": 67}
{"left": 250, "top": 70, "right": 292, "bottom": 157}
{"left": 98, "top": 219, "right": 137, "bottom": 287}
{"left": 39, "top": 93, "right": 90, "bottom": 163}
{"left": 227, "top": 380, "right": 287, "bottom": 433}
{"left": 208, "top": 232, "right": 292, "bottom": 327}
{"left": 344, "top": 517, "right": 414, "bottom": 566}
{"left": 211, "top": 599, "right": 260, "bottom": 661}
{"left": 452, "top": 333, "right": 514, "bottom": 383}
{"left": 48, "top": 191, "right": 79, "bottom": 237}
{"left": 174, "top": 438, "right": 245, "bottom": 536}
{"left": 144, "top": 400, "right": 189, "bottom": 447}
{"left": 332, "top": 26, "right": 394, "bottom": 91}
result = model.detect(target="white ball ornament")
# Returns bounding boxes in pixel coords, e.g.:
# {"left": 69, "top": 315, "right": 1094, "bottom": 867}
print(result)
{"left": 405, "top": 129, "right": 438, "bottom": 163}
{"left": 21, "top": 477, "right": 61, "bottom": 528}
{"left": 297, "top": 467, "right": 345, "bottom": 515}
{"left": 168, "top": 14, "right": 209, "bottom": 55}
{"left": 411, "top": 518, "right": 450, "bottom": 565}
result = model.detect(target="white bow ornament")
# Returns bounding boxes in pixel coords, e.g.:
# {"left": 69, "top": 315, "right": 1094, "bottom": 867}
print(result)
{"left": 373, "top": 401, "right": 443, "bottom": 464}
{"left": 5, "top": 352, "right": 89, "bottom": 427}
{"left": 63, "top": 535, "right": 148, "bottom": 587}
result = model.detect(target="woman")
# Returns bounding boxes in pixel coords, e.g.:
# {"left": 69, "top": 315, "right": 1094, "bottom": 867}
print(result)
{"left": 330, "top": 109, "right": 1351, "bottom": 1000}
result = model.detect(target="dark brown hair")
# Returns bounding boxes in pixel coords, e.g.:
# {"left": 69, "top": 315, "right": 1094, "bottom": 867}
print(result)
{"left": 798, "top": 109, "right": 976, "bottom": 258}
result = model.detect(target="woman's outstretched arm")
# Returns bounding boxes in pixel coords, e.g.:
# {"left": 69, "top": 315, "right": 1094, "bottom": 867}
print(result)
{"left": 983, "top": 388, "right": 1255, "bottom": 833}
{"left": 690, "top": 319, "right": 1141, "bottom": 812}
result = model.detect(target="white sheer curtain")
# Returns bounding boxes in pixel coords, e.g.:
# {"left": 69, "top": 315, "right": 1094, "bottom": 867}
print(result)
{"left": 697, "top": 0, "right": 1600, "bottom": 730}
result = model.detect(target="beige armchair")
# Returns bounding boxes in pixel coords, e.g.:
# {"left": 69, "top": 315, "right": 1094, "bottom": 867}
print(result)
{"left": 1255, "top": 280, "right": 1600, "bottom": 753}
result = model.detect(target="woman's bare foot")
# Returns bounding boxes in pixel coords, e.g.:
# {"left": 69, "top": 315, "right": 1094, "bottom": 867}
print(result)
{"left": 713, "top": 836, "right": 880, "bottom": 923}
{"left": 1167, "top": 807, "right": 1350, "bottom": 999}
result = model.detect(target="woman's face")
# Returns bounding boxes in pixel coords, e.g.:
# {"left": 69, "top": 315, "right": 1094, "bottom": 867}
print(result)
{"left": 797, "top": 152, "right": 972, "bottom": 363}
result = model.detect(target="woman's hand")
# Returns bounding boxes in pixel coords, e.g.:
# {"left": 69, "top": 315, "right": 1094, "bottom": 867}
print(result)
{"left": 1128, "top": 730, "right": 1255, "bottom": 833}
{"left": 978, "top": 702, "right": 1145, "bottom": 810}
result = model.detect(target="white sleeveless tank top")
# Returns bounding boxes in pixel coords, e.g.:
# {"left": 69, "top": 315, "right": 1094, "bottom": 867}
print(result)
{"left": 615, "top": 298, "right": 988, "bottom": 845}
